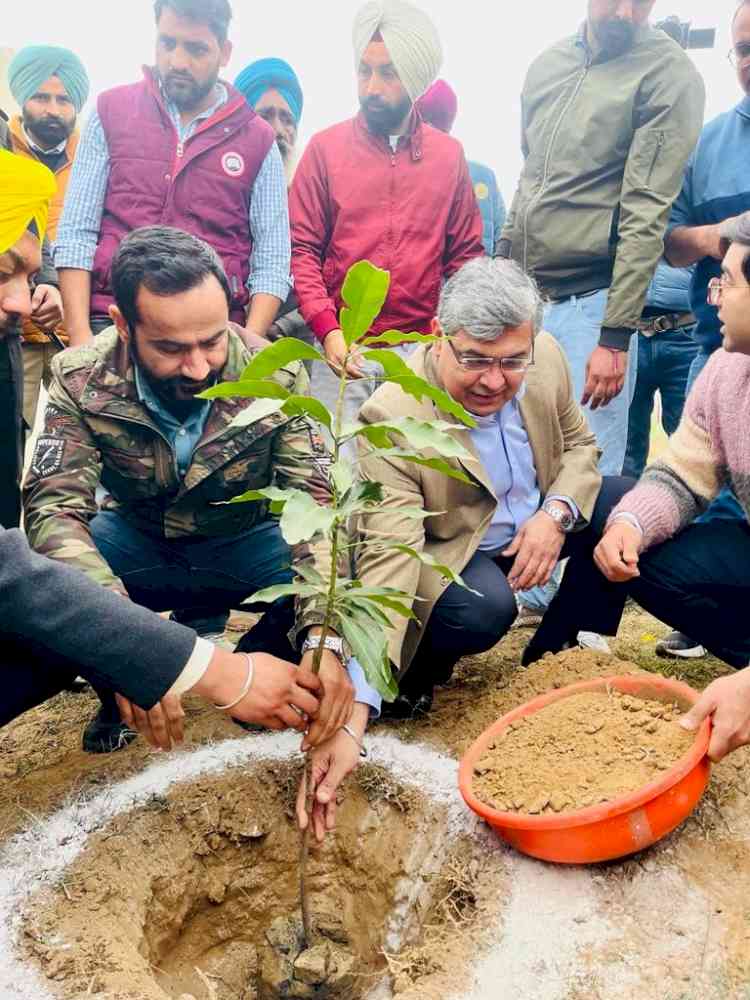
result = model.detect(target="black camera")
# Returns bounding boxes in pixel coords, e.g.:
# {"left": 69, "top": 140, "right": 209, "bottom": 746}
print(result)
{"left": 656, "top": 16, "right": 716, "bottom": 51}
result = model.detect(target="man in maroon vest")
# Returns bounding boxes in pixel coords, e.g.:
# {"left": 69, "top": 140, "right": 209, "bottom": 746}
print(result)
{"left": 56, "top": 0, "right": 290, "bottom": 348}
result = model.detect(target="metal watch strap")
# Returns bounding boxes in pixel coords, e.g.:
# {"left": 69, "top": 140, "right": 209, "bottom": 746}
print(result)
{"left": 542, "top": 501, "right": 574, "bottom": 533}
{"left": 301, "top": 634, "right": 346, "bottom": 665}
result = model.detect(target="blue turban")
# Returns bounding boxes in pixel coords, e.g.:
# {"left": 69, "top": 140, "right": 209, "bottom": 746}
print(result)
{"left": 234, "top": 58, "right": 303, "bottom": 125}
{"left": 8, "top": 46, "right": 90, "bottom": 114}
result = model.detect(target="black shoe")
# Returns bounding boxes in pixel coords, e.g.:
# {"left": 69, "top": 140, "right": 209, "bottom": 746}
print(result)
{"left": 82, "top": 707, "right": 138, "bottom": 755}
{"left": 381, "top": 687, "right": 434, "bottom": 721}
{"left": 169, "top": 608, "right": 230, "bottom": 640}
{"left": 655, "top": 632, "right": 707, "bottom": 660}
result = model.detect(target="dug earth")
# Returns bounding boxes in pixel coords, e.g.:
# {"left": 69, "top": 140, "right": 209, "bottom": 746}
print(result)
{"left": 473, "top": 690, "right": 696, "bottom": 815}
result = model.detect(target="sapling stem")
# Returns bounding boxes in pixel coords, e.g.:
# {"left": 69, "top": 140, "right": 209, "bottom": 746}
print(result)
{"left": 300, "top": 347, "right": 351, "bottom": 948}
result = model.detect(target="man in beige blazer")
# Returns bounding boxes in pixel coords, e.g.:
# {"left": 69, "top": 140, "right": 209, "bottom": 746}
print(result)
{"left": 357, "top": 257, "right": 635, "bottom": 718}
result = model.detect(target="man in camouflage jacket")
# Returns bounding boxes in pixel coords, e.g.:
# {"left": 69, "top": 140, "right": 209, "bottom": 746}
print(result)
{"left": 24, "top": 227, "right": 376, "bottom": 754}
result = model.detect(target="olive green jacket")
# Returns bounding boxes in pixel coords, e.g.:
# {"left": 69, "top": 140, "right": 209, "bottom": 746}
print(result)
{"left": 24, "top": 327, "right": 332, "bottom": 629}
{"left": 500, "top": 24, "right": 705, "bottom": 348}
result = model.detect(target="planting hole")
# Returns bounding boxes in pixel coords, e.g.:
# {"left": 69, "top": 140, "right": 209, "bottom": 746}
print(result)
{"left": 22, "top": 759, "right": 484, "bottom": 1000}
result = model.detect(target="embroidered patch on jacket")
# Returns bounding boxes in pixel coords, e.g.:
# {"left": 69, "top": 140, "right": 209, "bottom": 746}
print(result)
{"left": 31, "top": 436, "right": 65, "bottom": 478}
{"left": 221, "top": 152, "right": 246, "bottom": 178}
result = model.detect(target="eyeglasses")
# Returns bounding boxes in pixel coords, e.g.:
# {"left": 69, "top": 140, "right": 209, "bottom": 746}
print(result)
{"left": 728, "top": 42, "right": 750, "bottom": 66}
{"left": 447, "top": 338, "right": 534, "bottom": 374}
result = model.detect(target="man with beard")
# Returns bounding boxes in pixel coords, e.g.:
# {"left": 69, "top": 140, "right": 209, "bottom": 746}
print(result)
{"left": 499, "top": 1, "right": 704, "bottom": 478}
{"left": 7, "top": 46, "right": 88, "bottom": 433}
{"left": 234, "top": 58, "right": 302, "bottom": 184}
{"left": 289, "top": 0, "right": 483, "bottom": 434}
{"left": 55, "top": 0, "right": 290, "bottom": 350}
{"left": 25, "top": 226, "right": 379, "bottom": 754}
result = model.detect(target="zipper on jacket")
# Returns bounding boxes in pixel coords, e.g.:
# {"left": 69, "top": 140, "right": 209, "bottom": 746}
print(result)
{"left": 645, "top": 131, "right": 665, "bottom": 188}
{"left": 522, "top": 58, "right": 591, "bottom": 272}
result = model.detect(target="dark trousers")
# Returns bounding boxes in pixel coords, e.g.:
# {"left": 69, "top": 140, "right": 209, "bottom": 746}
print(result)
{"left": 401, "top": 476, "right": 634, "bottom": 696}
{"left": 0, "top": 634, "right": 80, "bottom": 729}
{"left": 0, "top": 335, "right": 24, "bottom": 529}
{"left": 531, "top": 517, "right": 750, "bottom": 669}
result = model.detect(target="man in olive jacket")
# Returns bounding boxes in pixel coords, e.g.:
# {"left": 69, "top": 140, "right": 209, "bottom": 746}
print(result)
{"left": 499, "top": 1, "right": 705, "bottom": 478}
{"left": 24, "top": 227, "right": 374, "bottom": 754}
{"left": 355, "top": 258, "right": 633, "bottom": 718}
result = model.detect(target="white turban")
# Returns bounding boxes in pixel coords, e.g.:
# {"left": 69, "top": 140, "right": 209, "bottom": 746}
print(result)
{"left": 353, "top": 0, "right": 443, "bottom": 103}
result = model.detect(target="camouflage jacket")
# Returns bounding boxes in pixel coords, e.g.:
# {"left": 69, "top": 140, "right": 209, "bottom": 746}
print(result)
{"left": 24, "top": 327, "right": 332, "bottom": 626}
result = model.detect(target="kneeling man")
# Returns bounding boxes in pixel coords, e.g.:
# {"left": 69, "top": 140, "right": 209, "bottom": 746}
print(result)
{"left": 535, "top": 213, "right": 750, "bottom": 762}
{"left": 25, "top": 225, "right": 377, "bottom": 753}
{"left": 356, "top": 257, "right": 633, "bottom": 717}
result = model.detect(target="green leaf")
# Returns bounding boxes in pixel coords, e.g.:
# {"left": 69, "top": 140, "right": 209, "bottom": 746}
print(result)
{"left": 294, "top": 563, "right": 328, "bottom": 588}
{"left": 225, "top": 486, "right": 297, "bottom": 508}
{"left": 338, "top": 596, "right": 394, "bottom": 628}
{"left": 361, "top": 348, "right": 413, "bottom": 379}
{"left": 247, "top": 582, "right": 320, "bottom": 604}
{"left": 241, "top": 337, "right": 323, "bottom": 380}
{"left": 281, "top": 394, "right": 332, "bottom": 430}
{"left": 345, "top": 416, "right": 473, "bottom": 461}
{"left": 388, "top": 375, "right": 477, "bottom": 427}
{"left": 228, "top": 397, "right": 286, "bottom": 430}
{"left": 373, "top": 449, "right": 476, "bottom": 485}
{"left": 279, "top": 490, "right": 337, "bottom": 545}
{"left": 361, "top": 331, "right": 441, "bottom": 347}
{"left": 199, "top": 379, "right": 290, "bottom": 401}
{"left": 385, "top": 545, "right": 484, "bottom": 596}
{"left": 339, "top": 612, "right": 398, "bottom": 702}
{"left": 329, "top": 459, "right": 354, "bottom": 497}
{"left": 339, "top": 260, "right": 390, "bottom": 347}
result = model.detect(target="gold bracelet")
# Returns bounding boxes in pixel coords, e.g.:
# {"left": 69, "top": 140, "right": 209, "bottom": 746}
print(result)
{"left": 213, "top": 653, "right": 254, "bottom": 711}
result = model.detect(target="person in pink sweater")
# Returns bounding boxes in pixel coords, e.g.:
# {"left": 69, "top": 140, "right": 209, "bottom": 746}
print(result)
{"left": 523, "top": 211, "right": 750, "bottom": 763}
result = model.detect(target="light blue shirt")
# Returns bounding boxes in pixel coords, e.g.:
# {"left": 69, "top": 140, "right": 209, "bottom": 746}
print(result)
{"left": 134, "top": 364, "right": 211, "bottom": 478}
{"left": 469, "top": 385, "right": 578, "bottom": 552}
{"left": 55, "top": 81, "right": 291, "bottom": 303}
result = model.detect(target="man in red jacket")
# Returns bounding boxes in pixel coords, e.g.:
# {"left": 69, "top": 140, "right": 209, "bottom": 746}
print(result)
{"left": 289, "top": 0, "right": 483, "bottom": 433}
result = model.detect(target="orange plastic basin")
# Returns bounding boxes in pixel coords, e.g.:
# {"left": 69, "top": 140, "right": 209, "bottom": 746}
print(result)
{"left": 458, "top": 674, "right": 711, "bottom": 864}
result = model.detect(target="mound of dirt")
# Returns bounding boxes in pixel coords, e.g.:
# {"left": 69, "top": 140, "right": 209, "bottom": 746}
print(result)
{"left": 473, "top": 690, "right": 696, "bottom": 814}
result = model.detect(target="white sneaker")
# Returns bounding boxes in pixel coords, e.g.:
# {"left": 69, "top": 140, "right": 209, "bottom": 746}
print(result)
{"left": 576, "top": 631, "right": 612, "bottom": 654}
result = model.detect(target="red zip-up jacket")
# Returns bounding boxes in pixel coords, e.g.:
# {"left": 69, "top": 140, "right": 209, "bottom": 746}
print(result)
{"left": 290, "top": 112, "right": 484, "bottom": 343}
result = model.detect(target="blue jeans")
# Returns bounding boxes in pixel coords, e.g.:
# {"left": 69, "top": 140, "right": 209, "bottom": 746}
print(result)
{"left": 544, "top": 289, "right": 638, "bottom": 476}
{"left": 623, "top": 326, "right": 698, "bottom": 479}
{"left": 520, "top": 290, "right": 638, "bottom": 612}
{"left": 90, "top": 512, "right": 293, "bottom": 614}
{"left": 685, "top": 348, "right": 745, "bottom": 524}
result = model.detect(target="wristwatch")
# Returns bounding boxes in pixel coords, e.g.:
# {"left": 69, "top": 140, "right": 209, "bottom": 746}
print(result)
{"left": 541, "top": 500, "right": 576, "bottom": 534}
{"left": 300, "top": 634, "right": 347, "bottom": 666}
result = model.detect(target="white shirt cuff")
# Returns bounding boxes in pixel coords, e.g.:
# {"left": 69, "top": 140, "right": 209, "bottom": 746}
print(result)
{"left": 167, "top": 637, "right": 215, "bottom": 697}
{"left": 610, "top": 512, "right": 644, "bottom": 536}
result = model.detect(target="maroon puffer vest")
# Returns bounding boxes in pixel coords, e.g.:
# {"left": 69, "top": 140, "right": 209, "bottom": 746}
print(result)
{"left": 92, "top": 67, "right": 275, "bottom": 323}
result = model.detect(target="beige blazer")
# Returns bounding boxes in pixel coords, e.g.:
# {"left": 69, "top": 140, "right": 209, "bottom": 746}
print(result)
{"left": 356, "top": 333, "right": 601, "bottom": 674}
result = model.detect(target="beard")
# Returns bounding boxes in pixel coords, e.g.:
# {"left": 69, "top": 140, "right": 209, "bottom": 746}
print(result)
{"left": 360, "top": 94, "right": 413, "bottom": 136}
{"left": 130, "top": 338, "right": 218, "bottom": 421}
{"left": 594, "top": 18, "right": 637, "bottom": 57}
{"left": 161, "top": 68, "right": 218, "bottom": 111}
{"left": 23, "top": 108, "right": 74, "bottom": 147}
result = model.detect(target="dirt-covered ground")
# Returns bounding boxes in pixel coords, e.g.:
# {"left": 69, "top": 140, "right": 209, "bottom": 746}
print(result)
{"left": 2, "top": 606, "right": 750, "bottom": 1000}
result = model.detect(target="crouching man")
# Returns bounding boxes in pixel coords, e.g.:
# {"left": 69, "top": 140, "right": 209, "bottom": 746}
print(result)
{"left": 531, "top": 212, "right": 750, "bottom": 763}
{"left": 24, "top": 225, "right": 378, "bottom": 754}
{"left": 355, "top": 257, "right": 634, "bottom": 718}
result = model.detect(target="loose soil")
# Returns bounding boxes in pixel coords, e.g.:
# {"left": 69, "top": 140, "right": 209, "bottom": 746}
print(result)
{"left": 473, "top": 690, "right": 696, "bottom": 815}
{"left": 20, "top": 760, "right": 498, "bottom": 1000}
{"left": 2, "top": 607, "right": 750, "bottom": 999}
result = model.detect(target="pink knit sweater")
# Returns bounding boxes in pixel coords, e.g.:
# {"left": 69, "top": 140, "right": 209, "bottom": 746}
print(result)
{"left": 610, "top": 349, "right": 750, "bottom": 550}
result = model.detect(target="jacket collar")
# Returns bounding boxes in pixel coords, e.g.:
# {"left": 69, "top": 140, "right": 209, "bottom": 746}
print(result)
{"left": 9, "top": 114, "right": 79, "bottom": 170}
{"left": 354, "top": 109, "right": 424, "bottom": 162}
{"left": 736, "top": 94, "right": 750, "bottom": 121}
{"left": 576, "top": 20, "right": 650, "bottom": 64}
{"left": 141, "top": 65, "right": 250, "bottom": 129}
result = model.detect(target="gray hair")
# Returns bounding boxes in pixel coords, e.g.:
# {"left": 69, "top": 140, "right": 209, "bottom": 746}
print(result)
{"left": 437, "top": 257, "right": 544, "bottom": 342}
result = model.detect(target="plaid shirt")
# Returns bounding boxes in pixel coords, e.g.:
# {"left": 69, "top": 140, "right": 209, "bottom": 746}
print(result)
{"left": 55, "top": 82, "right": 291, "bottom": 301}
